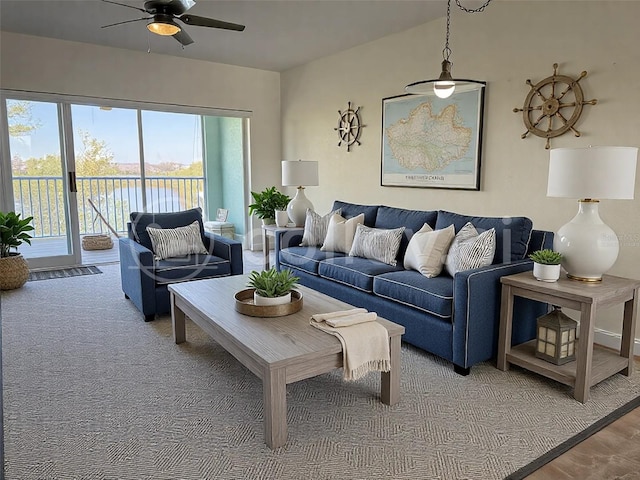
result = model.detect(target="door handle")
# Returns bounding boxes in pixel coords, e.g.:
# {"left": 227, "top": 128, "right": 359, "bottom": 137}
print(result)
{"left": 68, "top": 171, "right": 77, "bottom": 193}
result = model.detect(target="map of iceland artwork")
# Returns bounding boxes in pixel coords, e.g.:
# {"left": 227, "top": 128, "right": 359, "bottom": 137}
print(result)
{"left": 381, "top": 86, "right": 485, "bottom": 190}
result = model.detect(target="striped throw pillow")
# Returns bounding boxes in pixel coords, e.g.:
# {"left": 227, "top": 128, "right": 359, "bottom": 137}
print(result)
{"left": 349, "top": 224, "right": 405, "bottom": 266}
{"left": 300, "top": 209, "right": 341, "bottom": 247}
{"left": 146, "top": 220, "right": 208, "bottom": 260}
{"left": 445, "top": 222, "right": 496, "bottom": 276}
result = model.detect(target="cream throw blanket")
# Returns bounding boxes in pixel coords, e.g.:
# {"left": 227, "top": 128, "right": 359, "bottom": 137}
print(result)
{"left": 310, "top": 308, "right": 390, "bottom": 381}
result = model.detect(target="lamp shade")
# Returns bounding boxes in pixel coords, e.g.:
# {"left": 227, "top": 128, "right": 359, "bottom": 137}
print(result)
{"left": 547, "top": 146, "right": 638, "bottom": 199}
{"left": 281, "top": 160, "right": 318, "bottom": 187}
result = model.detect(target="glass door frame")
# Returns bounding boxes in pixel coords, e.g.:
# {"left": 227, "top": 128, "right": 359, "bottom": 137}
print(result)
{"left": 1, "top": 89, "right": 253, "bottom": 268}
{"left": 0, "top": 93, "right": 81, "bottom": 269}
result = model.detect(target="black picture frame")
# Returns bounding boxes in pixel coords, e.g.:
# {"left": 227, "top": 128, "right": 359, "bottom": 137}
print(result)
{"left": 381, "top": 84, "right": 485, "bottom": 190}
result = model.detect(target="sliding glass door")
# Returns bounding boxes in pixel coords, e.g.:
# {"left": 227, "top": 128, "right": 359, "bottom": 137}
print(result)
{"left": 1, "top": 91, "right": 249, "bottom": 270}
{"left": 1, "top": 98, "right": 80, "bottom": 269}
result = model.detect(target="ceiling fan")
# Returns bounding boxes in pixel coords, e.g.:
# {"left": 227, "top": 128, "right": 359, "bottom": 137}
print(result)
{"left": 101, "top": 0, "right": 245, "bottom": 46}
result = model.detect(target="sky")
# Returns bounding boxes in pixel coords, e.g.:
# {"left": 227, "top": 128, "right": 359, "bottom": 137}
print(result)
{"left": 8, "top": 100, "right": 203, "bottom": 165}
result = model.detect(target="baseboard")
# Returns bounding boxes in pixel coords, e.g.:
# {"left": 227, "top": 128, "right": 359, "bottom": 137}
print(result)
{"left": 594, "top": 328, "right": 640, "bottom": 357}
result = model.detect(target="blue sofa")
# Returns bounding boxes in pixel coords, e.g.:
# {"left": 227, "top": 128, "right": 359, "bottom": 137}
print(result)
{"left": 119, "top": 208, "right": 243, "bottom": 321}
{"left": 275, "top": 200, "right": 553, "bottom": 374}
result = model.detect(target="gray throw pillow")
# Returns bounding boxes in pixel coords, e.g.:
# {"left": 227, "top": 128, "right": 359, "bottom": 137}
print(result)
{"left": 348, "top": 224, "right": 405, "bottom": 266}
{"left": 300, "top": 209, "right": 341, "bottom": 247}
{"left": 445, "top": 222, "right": 496, "bottom": 276}
{"left": 146, "top": 220, "right": 208, "bottom": 260}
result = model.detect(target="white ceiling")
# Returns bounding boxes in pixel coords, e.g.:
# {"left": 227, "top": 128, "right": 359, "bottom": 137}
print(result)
{"left": 0, "top": 0, "right": 451, "bottom": 72}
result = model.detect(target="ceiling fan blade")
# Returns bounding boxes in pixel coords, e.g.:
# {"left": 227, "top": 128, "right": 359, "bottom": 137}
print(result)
{"left": 101, "top": 0, "right": 148, "bottom": 13}
{"left": 173, "top": 28, "right": 194, "bottom": 46}
{"left": 101, "top": 17, "right": 150, "bottom": 29}
{"left": 179, "top": 14, "right": 245, "bottom": 31}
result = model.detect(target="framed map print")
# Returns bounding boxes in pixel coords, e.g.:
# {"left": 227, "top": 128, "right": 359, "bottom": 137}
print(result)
{"left": 381, "top": 84, "right": 485, "bottom": 190}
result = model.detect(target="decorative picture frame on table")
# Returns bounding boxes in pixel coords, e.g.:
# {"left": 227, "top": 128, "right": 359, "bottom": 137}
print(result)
{"left": 216, "top": 208, "right": 229, "bottom": 222}
{"left": 381, "top": 83, "right": 485, "bottom": 190}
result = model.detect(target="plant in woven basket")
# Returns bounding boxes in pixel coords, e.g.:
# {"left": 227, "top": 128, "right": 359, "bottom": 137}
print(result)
{"left": 0, "top": 211, "right": 34, "bottom": 291}
{"left": 0, "top": 211, "right": 34, "bottom": 258}
{"left": 247, "top": 267, "right": 299, "bottom": 298}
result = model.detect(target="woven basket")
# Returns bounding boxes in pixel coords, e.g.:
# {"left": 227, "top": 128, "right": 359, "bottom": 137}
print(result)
{"left": 82, "top": 234, "right": 113, "bottom": 251}
{"left": 0, "top": 254, "right": 30, "bottom": 290}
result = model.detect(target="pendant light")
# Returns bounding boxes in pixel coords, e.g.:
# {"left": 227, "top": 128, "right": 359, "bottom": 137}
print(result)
{"left": 405, "top": 0, "right": 492, "bottom": 98}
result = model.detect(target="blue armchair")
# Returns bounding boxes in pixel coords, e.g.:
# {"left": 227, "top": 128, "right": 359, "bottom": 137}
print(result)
{"left": 119, "top": 207, "right": 243, "bottom": 321}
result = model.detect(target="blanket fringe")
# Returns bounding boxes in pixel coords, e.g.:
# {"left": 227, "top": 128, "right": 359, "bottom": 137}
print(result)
{"left": 346, "top": 359, "right": 391, "bottom": 381}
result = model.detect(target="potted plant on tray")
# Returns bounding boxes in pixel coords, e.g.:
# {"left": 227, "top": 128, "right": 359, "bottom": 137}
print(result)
{"left": 248, "top": 267, "right": 299, "bottom": 306}
{"left": 529, "top": 249, "right": 563, "bottom": 282}
{"left": 0, "top": 211, "right": 34, "bottom": 290}
{"left": 248, "top": 186, "right": 291, "bottom": 225}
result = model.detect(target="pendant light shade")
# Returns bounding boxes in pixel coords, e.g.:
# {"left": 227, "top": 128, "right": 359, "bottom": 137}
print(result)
{"left": 405, "top": 0, "right": 491, "bottom": 97}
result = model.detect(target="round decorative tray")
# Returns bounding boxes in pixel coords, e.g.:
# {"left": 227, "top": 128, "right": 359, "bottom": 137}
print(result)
{"left": 234, "top": 289, "right": 303, "bottom": 317}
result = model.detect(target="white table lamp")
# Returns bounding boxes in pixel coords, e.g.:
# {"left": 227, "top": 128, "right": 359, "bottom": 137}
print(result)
{"left": 547, "top": 146, "right": 638, "bottom": 282}
{"left": 281, "top": 160, "right": 319, "bottom": 227}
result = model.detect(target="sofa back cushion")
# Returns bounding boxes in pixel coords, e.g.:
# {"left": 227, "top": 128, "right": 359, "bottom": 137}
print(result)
{"left": 332, "top": 200, "right": 379, "bottom": 227}
{"left": 435, "top": 210, "right": 532, "bottom": 263}
{"left": 374, "top": 206, "right": 438, "bottom": 261}
{"left": 130, "top": 207, "right": 205, "bottom": 252}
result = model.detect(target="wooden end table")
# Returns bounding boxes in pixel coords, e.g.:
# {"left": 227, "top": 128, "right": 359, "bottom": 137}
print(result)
{"left": 497, "top": 271, "right": 639, "bottom": 403}
{"left": 261, "top": 224, "right": 304, "bottom": 270}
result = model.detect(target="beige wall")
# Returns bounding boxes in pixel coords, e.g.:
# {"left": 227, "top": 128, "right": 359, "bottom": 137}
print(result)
{"left": 281, "top": 1, "right": 640, "bottom": 343}
{"left": 0, "top": 31, "right": 282, "bottom": 247}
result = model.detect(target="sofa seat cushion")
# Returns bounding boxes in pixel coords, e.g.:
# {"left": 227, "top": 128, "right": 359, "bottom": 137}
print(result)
{"left": 279, "top": 247, "right": 346, "bottom": 275}
{"left": 373, "top": 271, "right": 454, "bottom": 319}
{"left": 435, "top": 210, "right": 532, "bottom": 263}
{"left": 153, "top": 254, "right": 230, "bottom": 284}
{"left": 318, "top": 257, "right": 403, "bottom": 293}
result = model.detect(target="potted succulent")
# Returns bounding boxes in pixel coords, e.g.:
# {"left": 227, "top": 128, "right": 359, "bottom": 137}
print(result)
{"left": 529, "top": 249, "right": 563, "bottom": 282}
{"left": 248, "top": 186, "right": 291, "bottom": 225}
{"left": 0, "top": 211, "right": 34, "bottom": 290}
{"left": 247, "top": 267, "right": 299, "bottom": 306}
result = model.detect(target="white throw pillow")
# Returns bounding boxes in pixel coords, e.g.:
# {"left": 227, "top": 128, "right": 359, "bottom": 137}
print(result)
{"left": 445, "top": 222, "right": 496, "bottom": 276}
{"left": 404, "top": 223, "right": 455, "bottom": 277}
{"left": 300, "top": 208, "right": 341, "bottom": 247}
{"left": 146, "top": 220, "right": 208, "bottom": 260}
{"left": 349, "top": 224, "right": 405, "bottom": 266}
{"left": 320, "top": 213, "right": 365, "bottom": 254}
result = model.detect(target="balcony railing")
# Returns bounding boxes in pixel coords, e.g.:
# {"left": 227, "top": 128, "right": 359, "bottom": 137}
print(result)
{"left": 13, "top": 176, "right": 205, "bottom": 238}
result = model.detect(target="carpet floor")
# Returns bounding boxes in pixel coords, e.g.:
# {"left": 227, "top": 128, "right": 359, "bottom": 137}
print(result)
{"left": 2, "top": 264, "right": 639, "bottom": 479}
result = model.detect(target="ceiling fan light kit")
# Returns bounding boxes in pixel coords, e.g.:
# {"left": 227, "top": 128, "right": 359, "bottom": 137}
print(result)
{"left": 405, "top": 0, "right": 492, "bottom": 98}
{"left": 101, "top": 0, "right": 245, "bottom": 46}
{"left": 147, "top": 14, "right": 181, "bottom": 36}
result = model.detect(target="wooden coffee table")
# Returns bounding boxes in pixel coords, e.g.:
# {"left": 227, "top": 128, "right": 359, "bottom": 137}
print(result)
{"left": 168, "top": 275, "right": 405, "bottom": 449}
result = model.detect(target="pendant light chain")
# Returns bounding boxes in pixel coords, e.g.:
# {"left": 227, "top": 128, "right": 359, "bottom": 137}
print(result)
{"left": 443, "top": 0, "right": 493, "bottom": 63}
{"left": 454, "top": 0, "right": 493, "bottom": 14}
{"left": 442, "top": 0, "right": 452, "bottom": 62}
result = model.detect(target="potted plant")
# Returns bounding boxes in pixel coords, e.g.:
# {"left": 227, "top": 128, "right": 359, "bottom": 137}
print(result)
{"left": 529, "top": 249, "right": 563, "bottom": 282}
{"left": 0, "top": 211, "right": 34, "bottom": 290}
{"left": 247, "top": 267, "right": 299, "bottom": 306}
{"left": 248, "top": 187, "right": 291, "bottom": 225}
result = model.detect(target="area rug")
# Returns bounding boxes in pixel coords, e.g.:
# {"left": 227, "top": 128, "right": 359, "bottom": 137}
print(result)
{"left": 28, "top": 265, "right": 102, "bottom": 281}
{"left": 2, "top": 264, "right": 639, "bottom": 479}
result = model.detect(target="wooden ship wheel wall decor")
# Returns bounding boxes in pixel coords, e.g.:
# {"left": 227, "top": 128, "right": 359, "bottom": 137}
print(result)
{"left": 335, "top": 101, "right": 365, "bottom": 152}
{"left": 514, "top": 63, "right": 597, "bottom": 149}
